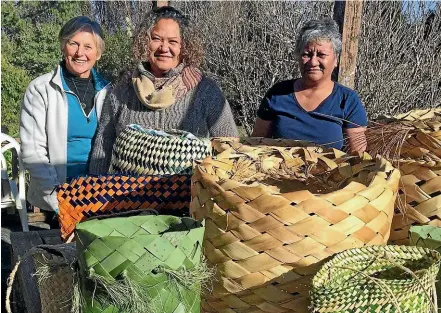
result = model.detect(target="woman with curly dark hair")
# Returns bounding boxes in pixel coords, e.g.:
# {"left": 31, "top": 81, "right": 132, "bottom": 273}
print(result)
{"left": 89, "top": 6, "right": 238, "bottom": 174}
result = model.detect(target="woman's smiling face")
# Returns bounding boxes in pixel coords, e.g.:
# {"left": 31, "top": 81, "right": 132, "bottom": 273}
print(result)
{"left": 148, "top": 18, "right": 182, "bottom": 77}
{"left": 298, "top": 40, "right": 338, "bottom": 83}
{"left": 63, "top": 30, "right": 100, "bottom": 78}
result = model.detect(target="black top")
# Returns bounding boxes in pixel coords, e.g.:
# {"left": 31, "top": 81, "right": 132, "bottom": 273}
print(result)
{"left": 62, "top": 63, "right": 96, "bottom": 116}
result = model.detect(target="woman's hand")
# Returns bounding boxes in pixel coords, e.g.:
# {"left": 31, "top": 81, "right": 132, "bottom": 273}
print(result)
{"left": 345, "top": 127, "right": 367, "bottom": 153}
{"left": 251, "top": 117, "right": 273, "bottom": 137}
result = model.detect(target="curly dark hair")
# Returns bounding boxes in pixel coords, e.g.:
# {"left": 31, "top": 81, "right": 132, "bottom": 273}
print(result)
{"left": 132, "top": 6, "right": 204, "bottom": 67}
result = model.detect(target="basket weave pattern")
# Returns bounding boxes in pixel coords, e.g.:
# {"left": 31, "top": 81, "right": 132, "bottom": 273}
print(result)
{"left": 38, "top": 264, "right": 73, "bottom": 313}
{"left": 32, "top": 244, "right": 76, "bottom": 313}
{"left": 191, "top": 138, "right": 400, "bottom": 313}
{"left": 58, "top": 175, "right": 190, "bottom": 240}
{"left": 410, "top": 225, "right": 441, "bottom": 308}
{"left": 110, "top": 126, "right": 211, "bottom": 175}
{"left": 311, "top": 245, "right": 441, "bottom": 313}
{"left": 76, "top": 215, "right": 205, "bottom": 313}
{"left": 390, "top": 157, "right": 441, "bottom": 244}
{"left": 370, "top": 109, "right": 441, "bottom": 245}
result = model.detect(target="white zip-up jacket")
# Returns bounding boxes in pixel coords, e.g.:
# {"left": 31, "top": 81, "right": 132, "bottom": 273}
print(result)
{"left": 20, "top": 65, "right": 111, "bottom": 211}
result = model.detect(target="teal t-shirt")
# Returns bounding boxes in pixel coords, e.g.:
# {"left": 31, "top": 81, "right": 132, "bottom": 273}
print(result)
{"left": 61, "top": 67, "right": 108, "bottom": 178}
{"left": 257, "top": 79, "right": 367, "bottom": 150}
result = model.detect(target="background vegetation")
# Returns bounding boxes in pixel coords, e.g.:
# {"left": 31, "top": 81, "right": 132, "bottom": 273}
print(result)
{"left": 2, "top": 1, "right": 440, "bottom": 137}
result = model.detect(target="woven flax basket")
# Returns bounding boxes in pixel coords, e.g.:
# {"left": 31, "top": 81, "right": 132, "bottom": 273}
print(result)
{"left": 34, "top": 244, "right": 76, "bottom": 313}
{"left": 410, "top": 225, "right": 441, "bottom": 307}
{"left": 6, "top": 244, "right": 76, "bottom": 313}
{"left": 58, "top": 174, "right": 190, "bottom": 240}
{"left": 110, "top": 125, "right": 212, "bottom": 175}
{"left": 191, "top": 138, "right": 400, "bottom": 313}
{"left": 367, "top": 109, "right": 441, "bottom": 245}
{"left": 310, "top": 245, "right": 441, "bottom": 313}
{"left": 75, "top": 214, "right": 206, "bottom": 313}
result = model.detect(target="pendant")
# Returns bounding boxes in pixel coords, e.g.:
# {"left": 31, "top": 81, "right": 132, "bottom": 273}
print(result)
{"left": 80, "top": 102, "right": 86, "bottom": 110}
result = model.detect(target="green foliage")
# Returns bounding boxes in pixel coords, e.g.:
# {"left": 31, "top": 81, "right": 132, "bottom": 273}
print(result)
{"left": 1, "top": 1, "right": 136, "bottom": 137}
{"left": 97, "top": 29, "right": 133, "bottom": 83}
{"left": 2, "top": 1, "right": 89, "bottom": 78}
{"left": 1, "top": 34, "right": 31, "bottom": 137}
{"left": 1, "top": 58, "right": 30, "bottom": 137}
{"left": 1, "top": 1, "right": 88, "bottom": 136}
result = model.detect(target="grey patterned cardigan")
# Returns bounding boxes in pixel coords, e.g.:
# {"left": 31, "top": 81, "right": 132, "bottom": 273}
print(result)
{"left": 89, "top": 75, "right": 238, "bottom": 174}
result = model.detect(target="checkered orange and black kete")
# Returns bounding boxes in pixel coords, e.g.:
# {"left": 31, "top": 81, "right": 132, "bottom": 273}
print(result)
{"left": 57, "top": 174, "right": 190, "bottom": 240}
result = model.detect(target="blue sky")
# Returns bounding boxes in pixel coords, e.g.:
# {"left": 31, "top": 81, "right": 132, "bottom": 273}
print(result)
{"left": 402, "top": 0, "right": 437, "bottom": 20}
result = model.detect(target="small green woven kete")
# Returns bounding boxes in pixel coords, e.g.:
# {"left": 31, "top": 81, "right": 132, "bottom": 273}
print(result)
{"left": 310, "top": 245, "right": 441, "bottom": 313}
{"left": 75, "top": 215, "right": 206, "bottom": 313}
{"left": 410, "top": 225, "right": 441, "bottom": 308}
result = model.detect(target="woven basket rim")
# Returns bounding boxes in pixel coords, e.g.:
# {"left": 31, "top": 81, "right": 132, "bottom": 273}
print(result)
{"left": 389, "top": 158, "right": 441, "bottom": 168}
{"left": 394, "top": 108, "right": 441, "bottom": 121}
{"left": 312, "top": 245, "right": 441, "bottom": 290}
{"left": 124, "top": 124, "right": 211, "bottom": 142}
{"left": 196, "top": 139, "right": 398, "bottom": 197}
{"left": 195, "top": 163, "right": 392, "bottom": 195}
{"left": 76, "top": 214, "right": 203, "bottom": 235}
{"left": 374, "top": 108, "right": 441, "bottom": 123}
{"left": 63, "top": 173, "right": 192, "bottom": 182}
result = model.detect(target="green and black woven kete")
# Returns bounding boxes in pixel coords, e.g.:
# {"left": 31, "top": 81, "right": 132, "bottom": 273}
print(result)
{"left": 75, "top": 214, "right": 209, "bottom": 313}
{"left": 310, "top": 245, "right": 441, "bottom": 313}
{"left": 110, "top": 125, "right": 211, "bottom": 175}
{"left": 58, "top": 174, "right": 191, "bottom": 240}
{"left": 410, "top": 225, "right": 441, "bottom": 308}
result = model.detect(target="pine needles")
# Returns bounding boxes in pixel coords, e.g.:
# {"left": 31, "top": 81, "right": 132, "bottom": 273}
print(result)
{"left": 72, "top": 259, "right": 215, "bottom": 313}
{"left": 364, "top": 122, "right": 413, "bottom": 161}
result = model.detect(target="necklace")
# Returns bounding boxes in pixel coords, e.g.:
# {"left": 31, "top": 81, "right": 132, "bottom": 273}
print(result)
{"left": 70, "top": 78, "right": 92, "bottom": 110}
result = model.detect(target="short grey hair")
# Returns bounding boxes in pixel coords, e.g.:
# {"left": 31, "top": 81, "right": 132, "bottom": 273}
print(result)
{"left": 59, "top": 16, "right": 105, "bottom": 57}
{"left": 295, "top": 19, "right": 342, "bottom": 56}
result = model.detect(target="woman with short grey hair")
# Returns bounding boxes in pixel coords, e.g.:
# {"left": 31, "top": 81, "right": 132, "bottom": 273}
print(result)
{"left": 252, "top": 18, "right": 367, "bottom": 153}
{"left": 20, "top": 16, "right": 111, "bottom": 212}
{"left": 294, "top": 19, "right": 342, "bottom": 56}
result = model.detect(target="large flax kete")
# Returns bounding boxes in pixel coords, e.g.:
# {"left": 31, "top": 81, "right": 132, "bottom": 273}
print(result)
{"left": 75, "top": 214, "right": 206, "bottom": 313}
{"left": 191, "top": 137, "right": 400, "bottom": 313}
{"left": 310, "top": 245, "right": 440, "bottom": 313}
{"left": 58, "top": 174, "right": 191, "bottom": 240}
{"left": 367, "top": 108, "right": 441, "bottom": 245}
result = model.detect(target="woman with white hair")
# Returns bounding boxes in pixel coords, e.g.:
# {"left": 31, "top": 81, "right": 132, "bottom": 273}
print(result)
{"left": 20, "top": 16, "right": 111, "bottom": 212}
{"left": 252, "top": 18, "right": 367, "bottom": 153}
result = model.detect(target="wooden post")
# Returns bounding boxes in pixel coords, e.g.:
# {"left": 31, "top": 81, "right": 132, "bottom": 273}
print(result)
{"left": 333, "top": 0, "right": 364, "bottom": 89}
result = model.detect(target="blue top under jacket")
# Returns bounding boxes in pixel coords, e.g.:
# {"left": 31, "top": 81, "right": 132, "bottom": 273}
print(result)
{"left": 60, "top": 66, "right": 109, "bottom": 178}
